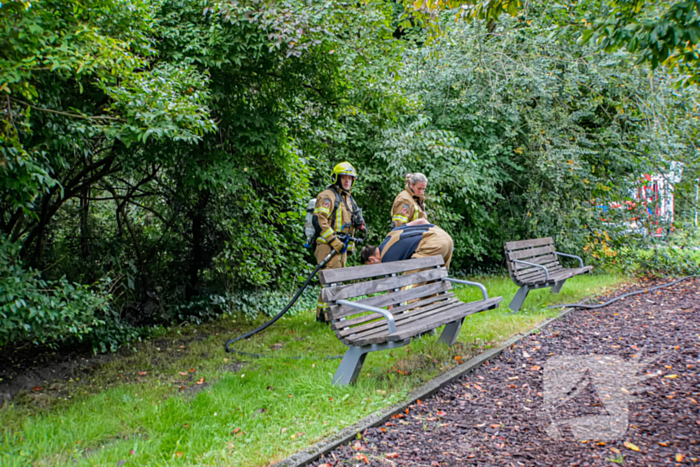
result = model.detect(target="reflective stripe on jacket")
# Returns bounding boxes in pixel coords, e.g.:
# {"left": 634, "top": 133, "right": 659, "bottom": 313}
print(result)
{"left": 391, "top": 183, "right": 427, "bottom": 228}
{"left": 313, "top": 186, "right": 354, "bottom": 244}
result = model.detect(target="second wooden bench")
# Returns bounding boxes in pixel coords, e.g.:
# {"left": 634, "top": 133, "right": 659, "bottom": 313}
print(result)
{"left": 504, "top": 237, "right": 592, "bottom": 312}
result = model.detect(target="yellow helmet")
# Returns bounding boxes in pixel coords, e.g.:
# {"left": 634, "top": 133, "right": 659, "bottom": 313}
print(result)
{"left": 331, "top": 162, "right": 358, "bottom": 185}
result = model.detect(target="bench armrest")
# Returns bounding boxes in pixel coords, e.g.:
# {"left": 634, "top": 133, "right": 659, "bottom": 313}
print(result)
{"left": 336, "top": 300, "right": 397, "bottom": 334}
{"left": 513, "top": 259, "right": 549, "bottom": 281}
{"left": 442, "top": 278, "right": 488, "bottom": 300}
{"left": 555, "top": 252, "right": 584, "bottom": 268}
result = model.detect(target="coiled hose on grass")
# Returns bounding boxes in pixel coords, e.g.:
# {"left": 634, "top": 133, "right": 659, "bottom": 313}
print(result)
{"left": 546, "top": 274, "right": 699, "bottom": 310}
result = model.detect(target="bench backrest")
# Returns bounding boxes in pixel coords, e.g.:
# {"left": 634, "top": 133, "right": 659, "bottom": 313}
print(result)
{"left": 503, "top": 237, "right": 562, "bottom": 285}
{"left": 318, "top": 256, "right": 452, "bottom": 334}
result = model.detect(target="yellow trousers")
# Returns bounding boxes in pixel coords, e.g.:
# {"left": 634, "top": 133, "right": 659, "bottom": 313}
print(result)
{"left": 314, "top": 243, "right": 347, "bottom": 321}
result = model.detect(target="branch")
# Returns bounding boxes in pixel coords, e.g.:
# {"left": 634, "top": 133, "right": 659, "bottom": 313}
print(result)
{"left": 10, "top": 98, "right": 125, "bottom": 122}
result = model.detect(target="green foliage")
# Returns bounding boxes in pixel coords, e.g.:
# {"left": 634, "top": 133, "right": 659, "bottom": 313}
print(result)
{"left": 412, "top": 0, "right": 700, "bottom": 85}
{"left": 584, "top": 0, "right": 700, "bottom": 86}
{"left": 0, "top": 235, "right": 128, "bottom": 349}
{"left": 1, "top": 0, "right": 698, "bottom": 354}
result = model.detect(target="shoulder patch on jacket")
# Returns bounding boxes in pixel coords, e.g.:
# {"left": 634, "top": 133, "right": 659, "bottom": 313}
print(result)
{"left": 401, "top": 203, "right": 410, "bottom": 214}
{"left": 323, "top": 198, "right": 332, "bottom": 208}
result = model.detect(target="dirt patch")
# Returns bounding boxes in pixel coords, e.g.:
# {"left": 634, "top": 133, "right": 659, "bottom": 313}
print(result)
{"left": 225, "top": 362, "right": 245, "bottom": 373}
{"left": 0, "top": 344, "right": 123, "bottom": 404}
{"left": 0, "top": 329, "right": 218, "bottom": 404}
{"left": 312, "top": 278, "right": 700, "bottom": 466}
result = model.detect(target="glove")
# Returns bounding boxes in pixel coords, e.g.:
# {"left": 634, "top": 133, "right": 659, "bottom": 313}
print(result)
{"left": 329, "top": 236, "right": 344, "bottom": 254}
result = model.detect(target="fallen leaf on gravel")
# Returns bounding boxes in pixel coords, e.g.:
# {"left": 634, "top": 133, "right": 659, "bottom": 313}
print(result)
{"left": 354, "top": 441, "right": 364, "bottom": 451}
{"left": 624, "top": 442, "right": 640, "bottom": 451}
{"left": 659, "top": 442, "right": 668, "bottom": 446}
{"left": 354, "top": 453, "right": 368, "bottom": 463}
{"left": 196, "top": 377, "right": 204, "bottom": 384}
{"left": 32, "top": 386, "right": 41, "bottom": 391}
{"left": 431, "top": 461, "right": 440, "bottom": 467}
{"left": 530, "top": 366, "right": 540, "bottom": 371}
{"left": 391, "top": 413, "right": 404, "bottom": 419}
{"left": 490, "top": 424, "right": 500, "bottom": 428}
{"left": 319, "top": 464, "right": 332, "bottom": 467}
{"left": 179, "top": 372, "right": 187, "bottom": 376}
{"left": 610, "top": 448, "right": 621, "bottom": 454}
{"left": 664, "top": 374, "right": 678, "bottom": 379}
{"left": 189, "top": 368, "right": 195, "bottom": 372}
{"left": 620, "top": 387, "right": 630, "bottom": 394}
{"left": 676, "top": 454, "right": 685, "bottom": 462}
{"left": 386, "top": 452, "right": 399, "bottom": 458}
{"left": 437, "top": 411, "right": 447, "bottom": 417}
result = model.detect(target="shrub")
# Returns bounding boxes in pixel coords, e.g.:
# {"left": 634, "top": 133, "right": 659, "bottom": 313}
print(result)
{"left": 0, "top": 236, "right": 137, "bottom": 351}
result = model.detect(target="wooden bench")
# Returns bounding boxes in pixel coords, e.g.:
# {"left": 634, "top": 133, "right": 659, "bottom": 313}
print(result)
{"left": 504, "top": 237, "right": 593, "bottom": 312}
{"left": 318, "top": 255, "right": 502, "bottom": 385}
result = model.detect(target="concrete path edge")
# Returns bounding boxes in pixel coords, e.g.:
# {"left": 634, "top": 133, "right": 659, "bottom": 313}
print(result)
{"left": 270, "top": 305, "right": 580, "bottom": 467}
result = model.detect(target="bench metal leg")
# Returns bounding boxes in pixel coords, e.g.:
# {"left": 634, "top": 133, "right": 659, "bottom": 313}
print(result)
{"left": 333, "top": 340, "right": 411, "bottom": 386}
{"left": 551, "top": 279, "right": 566, "bottom": 294}
{"left": 509, "top": 285, "right": 531, "bottom": 312}
{"left": 438, "top": 317, "right": 464, "bottom": 346}
{"left": 332, "top": 347, "right": 367, "bottom": 386}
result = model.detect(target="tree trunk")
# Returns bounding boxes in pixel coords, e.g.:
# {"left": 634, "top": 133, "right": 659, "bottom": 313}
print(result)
{"left": 186, "top": 191, "right": 210, "bottom": 300}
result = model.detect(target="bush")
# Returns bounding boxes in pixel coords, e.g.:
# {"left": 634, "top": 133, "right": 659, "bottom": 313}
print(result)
{"left": 0, "top": 236, "right": 138, "bottom": 351}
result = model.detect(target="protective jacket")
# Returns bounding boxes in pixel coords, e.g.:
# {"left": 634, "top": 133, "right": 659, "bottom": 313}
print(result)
{"left": 391, "top": 182, "right": 428, "bottom": 228}
{"left": 313, "top": 184, "right": 356, "bottom": 249}
{"left": 378, "top": 223, "right": 453, "bottom": 270}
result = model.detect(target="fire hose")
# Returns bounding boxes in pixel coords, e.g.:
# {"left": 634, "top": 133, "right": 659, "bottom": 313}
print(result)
{"left": 223, "top": 233, "right": 364, "bottom": 357}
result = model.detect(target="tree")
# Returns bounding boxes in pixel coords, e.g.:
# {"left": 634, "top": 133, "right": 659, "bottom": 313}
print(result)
{"left": 403, "top": 0, "right": 700, "bottom": 85}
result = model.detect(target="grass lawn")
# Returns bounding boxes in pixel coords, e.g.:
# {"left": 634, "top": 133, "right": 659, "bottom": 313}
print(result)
{"left": 0, "top": 273, "right": 626, "bottom": 466}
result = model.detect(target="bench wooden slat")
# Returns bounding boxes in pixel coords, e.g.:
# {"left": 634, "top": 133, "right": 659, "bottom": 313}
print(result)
{"left": 348, "top": 297, "right": 502, "bottom": 346}
{"left": 344, "top": 300, "right": 467, "bottom": 345}
{"left": 516, "top": 267, "right": 591, "bottom": 285}
{"left": 516, "top": 264, "right": 564, "bottom": 281}
{"left": 507, "top": 245, "right": 556, "bottom": 261}
{"left": 330, "top": 293, "right": 456, "bottom": 331}
{"left": 510, "top": 254, "right": 558, "bottom": 271}
{"left": 321, "top": 268, "right": 448, "bottom": 302}
{"left": 386, "top": 297, "right": 502, "bottom": 342}
{"left": 504, "top": 237, "right": 554, "bottom": 251}
{"left": 318, "top": 256, "right": 444, "bottom": 285}
{"left": 326, "top": 281, "right": 452, "bottom": 320}
{"left": 337, "top": 297, "right": 461, "bottom": 340}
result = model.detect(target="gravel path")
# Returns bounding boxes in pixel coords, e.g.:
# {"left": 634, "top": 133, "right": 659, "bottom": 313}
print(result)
{"left": 311, "top": 279, "right": 700, "bottom": 466}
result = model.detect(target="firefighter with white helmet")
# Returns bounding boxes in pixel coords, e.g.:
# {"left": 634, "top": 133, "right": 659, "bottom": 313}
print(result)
{"left": 312, "top": 162, "right": 364, "bottom": 322}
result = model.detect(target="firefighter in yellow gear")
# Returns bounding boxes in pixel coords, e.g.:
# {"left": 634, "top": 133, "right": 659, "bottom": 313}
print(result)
{"left": 313, "top": 162, "right": 361, "bottom": 322}
{"left": 391, "top": 172, "right": 428, "bottom": 228}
